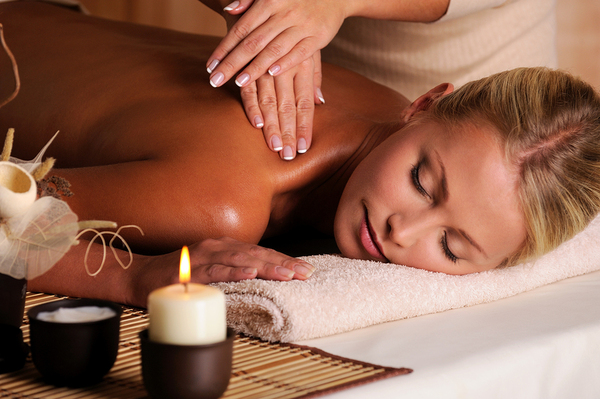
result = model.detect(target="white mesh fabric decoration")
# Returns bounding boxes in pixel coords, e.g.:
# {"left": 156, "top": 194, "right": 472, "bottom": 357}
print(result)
{"left": 0, "top": 130, "right": 123, "bottom": 280}
{"left": 0, "top": 196, "right": 79, "bottom": 280}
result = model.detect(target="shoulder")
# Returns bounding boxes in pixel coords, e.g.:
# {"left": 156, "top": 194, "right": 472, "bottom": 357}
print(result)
{"left": 111, "top": 114, "right": 278, "bottom": 252}
{"left": 63, "top": 150, "right": 276, "bottom": 254}
{"left": 321, "top": 63, "right": 410, "bottom": 121}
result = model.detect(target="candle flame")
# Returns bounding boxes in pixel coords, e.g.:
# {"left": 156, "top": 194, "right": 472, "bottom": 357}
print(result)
{"left": 179, "top": 246, "right": 191, "bottom": 285}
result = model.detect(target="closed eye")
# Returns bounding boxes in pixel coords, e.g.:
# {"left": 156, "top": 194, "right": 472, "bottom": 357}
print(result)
{"left": 412, "top": 163, "right": 458, "bottom": 263}
{"left": 411, "top": 163, "right": 431, "bottom": 199}
{"left": 441, "top": 231, "right": 458, "bottom": 263}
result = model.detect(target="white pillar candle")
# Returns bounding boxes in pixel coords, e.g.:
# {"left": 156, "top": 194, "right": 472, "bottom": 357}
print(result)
{"left": 147, "top": 283, "right": 226, "bottom": 345}
{"left": 147, "top": 246, "right": 227, "bottom": 345}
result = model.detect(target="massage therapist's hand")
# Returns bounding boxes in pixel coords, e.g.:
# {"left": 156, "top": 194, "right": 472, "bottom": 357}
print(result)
{"left": 206, "top": 0, "right": 345, "bottom": 89}
{"left": 205, "top": 0, "right": 450, "bottom": 87}
{"left": 241, "top": 52, "right": 323, "bottom": 160}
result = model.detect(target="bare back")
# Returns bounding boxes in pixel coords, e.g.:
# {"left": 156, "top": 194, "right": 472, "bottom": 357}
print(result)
{"left": 0, "top": 2, "right": 410, "bottom": 254}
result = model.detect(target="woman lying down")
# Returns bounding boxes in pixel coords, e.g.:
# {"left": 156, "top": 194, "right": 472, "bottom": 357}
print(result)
{"left": 1, "top": 2, "right": 599, "bottom": 308}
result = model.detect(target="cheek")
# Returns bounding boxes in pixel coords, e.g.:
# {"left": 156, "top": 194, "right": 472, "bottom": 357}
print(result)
{"left": 364, "top": 155, "right": 409, "bottom": 208}
{"left": 385, "top": 238, "right": 437, "bottom": 269}
{"left": 358, "top": 148, "right": 401, "bottom": 191}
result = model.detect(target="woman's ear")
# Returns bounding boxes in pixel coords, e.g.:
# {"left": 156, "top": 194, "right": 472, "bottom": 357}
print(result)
{"left": 400, "top": 83, "right": 454, "bottom": 123}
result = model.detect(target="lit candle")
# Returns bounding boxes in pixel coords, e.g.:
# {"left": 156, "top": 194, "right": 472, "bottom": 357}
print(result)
{"left": 147, "top": 246, "right": 227, "bottom": 345}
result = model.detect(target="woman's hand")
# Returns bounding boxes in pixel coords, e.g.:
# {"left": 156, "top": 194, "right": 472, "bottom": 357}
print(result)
{"left": 130, "top": 236, "right": 315, "bottom": 306}
{"left": 140, "top": 236, "right": 314, "bottom": 287}
{"left": 206, "top": 0, "right": 346, "bottom": 89}
{"left": 186, "top": 237, "right": 315, "bottom": 282}
{"left": 241, "top": 52, "right": 323, "bottom": 160}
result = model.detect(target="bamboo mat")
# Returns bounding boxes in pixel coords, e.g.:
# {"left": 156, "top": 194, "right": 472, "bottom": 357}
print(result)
{"left": 0, "top": 293, "right": 411, "bottom": 399}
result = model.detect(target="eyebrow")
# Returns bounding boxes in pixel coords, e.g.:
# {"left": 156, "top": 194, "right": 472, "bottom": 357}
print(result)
{"left": 433, "top": 150, "right": 489, "bottom": 259}
{"left": 459, "top": 229, "right": 488, "bottom": 258}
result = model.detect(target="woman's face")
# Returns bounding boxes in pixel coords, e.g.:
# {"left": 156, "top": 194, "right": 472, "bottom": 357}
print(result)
{"left": 334, "top": 118, "right": 526, "bottom": 275}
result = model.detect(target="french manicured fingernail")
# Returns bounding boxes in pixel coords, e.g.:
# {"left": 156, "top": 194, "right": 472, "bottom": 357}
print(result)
{"left": 235, "top": 73, "right": 250, "bottom": 87}
{"left": 276, "top": 266, "right": 295, "bottom": 279}
{"left": 254, "top": 116, "right": 264, "bottom": 128}
{"left": 210, "top": 72, "right": 224, "bottom": 88}
{"left": 282, "top": 146, "right": 294, "bottom": 160}
{"left": 207, "top": 59, "right": 219, "bottom": 73}
{"left": 268, "top": 65, "right": 281, "bottom": 76}
{"left": 294, "top": 264, "right": 314, "bottom": 278}
{"left": 223, "top": 1, "right": 240, "bottom": 11}
{"left": 297, "top": 138, "right": 307, "bottom": 153}
{"left": 271, "top": 136, "right": 283, "bottom": 151}
{"left": 316, "top": 87, "right": 325, "bottom": 104}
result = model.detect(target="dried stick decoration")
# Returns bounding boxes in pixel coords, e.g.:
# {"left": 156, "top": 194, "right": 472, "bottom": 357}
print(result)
{"left": 0, "top": 23, "right": 20, "bottom": 109}
{"left": 31, "top": 157, "right": 56, "bottom": 181}
{"left": 1, "top": 128, "right": 13, "bottom": 161}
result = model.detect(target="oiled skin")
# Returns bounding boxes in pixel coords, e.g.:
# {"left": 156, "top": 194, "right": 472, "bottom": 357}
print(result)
{"left": 0, "top": 3, "right": 409, "bottom": 306}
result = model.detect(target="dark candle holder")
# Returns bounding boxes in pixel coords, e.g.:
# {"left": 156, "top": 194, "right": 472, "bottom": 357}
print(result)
{"left": 140, "top": 328, "right": 235, "bottom": 399}
{"left": 0, "top": 273, "right": 28, "bottom": 374}
{"left": 27, "top": 298, "right": 122, "bottom": 387}
{"left": 0, "top": 273, "right": 27, "bottom": 327}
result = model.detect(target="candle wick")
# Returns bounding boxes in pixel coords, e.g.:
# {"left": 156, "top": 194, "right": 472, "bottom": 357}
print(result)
{"left": 184, "top": 282, "right": 188, "bottom": 293}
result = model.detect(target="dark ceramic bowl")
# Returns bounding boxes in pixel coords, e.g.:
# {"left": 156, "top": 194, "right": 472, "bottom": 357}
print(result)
{"left": 27, "top": 298, "right": 122, "bottom": 387}
{"left": 140, "top": 328, "right": 235, "bottom": 399}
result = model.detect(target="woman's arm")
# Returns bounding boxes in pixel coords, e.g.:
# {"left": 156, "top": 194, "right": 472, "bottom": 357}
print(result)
{"left": 28, "top": 236, "right": 314, "bottom": 308}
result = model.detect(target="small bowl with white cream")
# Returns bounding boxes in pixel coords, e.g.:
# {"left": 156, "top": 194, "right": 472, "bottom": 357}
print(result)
{"left": 27, "top": 298, "right": 122, "bottom": 387}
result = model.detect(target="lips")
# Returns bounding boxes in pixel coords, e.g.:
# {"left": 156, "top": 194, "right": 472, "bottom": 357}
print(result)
{"left": 359, "top": 207, "right": 387, "bottom": 261}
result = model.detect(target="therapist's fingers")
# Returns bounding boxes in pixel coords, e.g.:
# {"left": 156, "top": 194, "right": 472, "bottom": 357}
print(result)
{"left": 313, "top": 50, "right": 324, "bottom": 104}
{"left": 222, "top": 0, "right": 254, "bottom": 14}
{"left": 255, "top": 74, "right": 283, "bottom": 152}
{"left": 252, "top": 59, "right": 319, "bottom": 158}
{"left": 209, "top": 10, "right": 315, "bottom": 87}
{"left": 234, "top": 27, "right": 315, "bottom": 86}
{"left": 207, "top": 11, "right": 273, "bottom": 83}
{"left": 217, "top": 23, "right": 336, "bottom": 88}
{"left": 208, "top": 0, "right": 345, "bottom": 87}
{"left": 273, "top": 67, "right": 298, "bottom": 161}
{"left": 240, "top": 81, "right": 266, "bottom": 130}
{"left": 261, "top": 36, "right": 322, "bottom": 79}
{"left": 292, "top": 58, "right": 316, "bottom": 155}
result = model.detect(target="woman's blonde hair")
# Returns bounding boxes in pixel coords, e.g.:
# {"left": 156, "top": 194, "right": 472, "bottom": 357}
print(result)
{"left": 429, "top": 67, "right": 600, "bottom": 266}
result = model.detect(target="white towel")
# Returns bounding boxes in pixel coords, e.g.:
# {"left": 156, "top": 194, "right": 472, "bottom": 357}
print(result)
{"left": 215, "top": 215, "right": 600, "bottom": 342}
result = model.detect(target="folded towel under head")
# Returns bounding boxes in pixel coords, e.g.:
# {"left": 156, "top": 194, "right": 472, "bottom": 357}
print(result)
{"left": 214, "top": 215, "right": 600, "bottom": 342}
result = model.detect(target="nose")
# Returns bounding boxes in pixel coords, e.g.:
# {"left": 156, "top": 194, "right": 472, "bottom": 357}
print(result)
{"left": 387, "top": 212, "right": 437, "bottom": 248}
